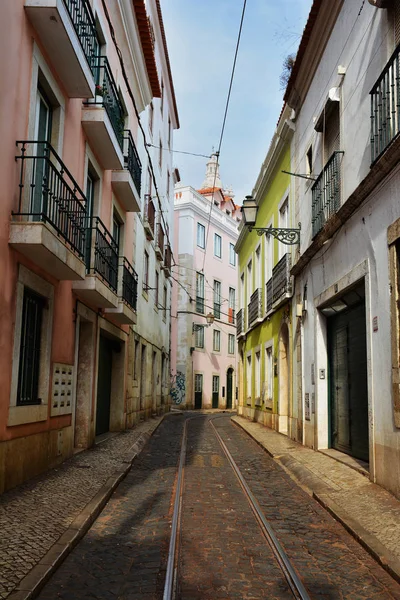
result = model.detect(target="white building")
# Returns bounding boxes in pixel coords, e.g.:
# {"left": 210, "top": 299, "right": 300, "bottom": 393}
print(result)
{"left": 171, "top": 156, "right": 241, "bottom": 409}
{"left": 286, "top": 0, "right": 400, "bottom": 498}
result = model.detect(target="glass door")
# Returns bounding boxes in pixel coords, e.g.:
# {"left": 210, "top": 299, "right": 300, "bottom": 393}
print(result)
{"left": 32, "top": 89, "right": 52, "bottom": 216}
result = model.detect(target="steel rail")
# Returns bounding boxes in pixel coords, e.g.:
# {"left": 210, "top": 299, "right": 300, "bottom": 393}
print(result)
{"left": 209, "top": 418, "right": 311, "bottom": 600}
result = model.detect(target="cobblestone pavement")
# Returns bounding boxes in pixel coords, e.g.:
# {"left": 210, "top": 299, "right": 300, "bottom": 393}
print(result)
{"left": 35, "top": 414, "right": 400, "bottom": 599}
{"left": 0, "top": 417, "right": 163, "bottom": 600}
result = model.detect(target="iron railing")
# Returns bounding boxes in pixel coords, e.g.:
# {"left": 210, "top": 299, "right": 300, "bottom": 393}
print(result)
{"left": 248, "top": 288, "right": 261, "bottom": 327}
{"left": 14, "top": 141, "right": 87, "bottom": 259}
{"left": 144, "top": 194, "right": 155, "bottom": 234}
{"left": 370, "top": 43, "right": 400, "bottom": 163}
{"left": 121, "top": 258, "right": 138, "bottom": 311}
{"left": 87, "top": 56, "right": 125, "bottom": 150}
{"left": 266, "top": 278, "right": 273, "bottom": 313}
{"left": 63, "top": 0, "right": 98, "bottom": 74}
{"left": 124, "top": 130, "right": 142, "bottom": 195}
{"left": 311, "top": 151, "right": 343, "bottom": 238}
{"left": 236, "top": 308, "right": 244, "bottom": 336}
{"left": 156, "top": 222, "right": 164, "bottom": 260}
{"left": 272, "top": 253, "right": 292, "bottom": 304}
{"left": 87, "top": 217, "right": 118, "bottom": 292}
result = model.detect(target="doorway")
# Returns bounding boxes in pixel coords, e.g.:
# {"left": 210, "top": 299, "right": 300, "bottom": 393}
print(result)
{"left": 212, "top": 375, "right": 219, "bottom": 408}
{"left": 140, "top": 344, "right": 146, "bottom": 410}
{"left": 226, "top": 368, "right": 233, "bottom": 409}
{"left": 328, "top": 291, "right": 368, "bottom": 461}
{"left": 278, "top": 323, "right": 289, "bottom": 434}
{"left": 194, "top": 373, "right": 203, "bottom": 409}
{"left": 95, "top": 335, "right": 113, "bottom": 436}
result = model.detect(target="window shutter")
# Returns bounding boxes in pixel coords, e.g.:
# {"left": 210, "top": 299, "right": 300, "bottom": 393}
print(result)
{"left": 324, "top": 102, "right": 340, "bottom": 160}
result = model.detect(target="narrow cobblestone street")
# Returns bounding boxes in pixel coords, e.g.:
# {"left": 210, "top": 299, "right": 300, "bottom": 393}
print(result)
{"left": 32, "top": 414, "right": 400, "bottom": 599}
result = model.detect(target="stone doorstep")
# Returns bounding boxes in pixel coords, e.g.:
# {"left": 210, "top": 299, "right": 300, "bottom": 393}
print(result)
{"left": 231, "top": 415, "right": 400, "bottom": 585}
{"left": 6, "top": 415, "right": 165, "bottom": 600}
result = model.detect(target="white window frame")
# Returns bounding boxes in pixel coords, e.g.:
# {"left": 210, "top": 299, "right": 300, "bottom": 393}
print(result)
{"left": 197, "top": 222, "right": 205, "bottom": 249}
{"left": 213, "top": 329, "right": 221, "bottom": 352}
{"left": 255, "top": 348, "right": 261, "bottom": 400}
{"left": 195, "top": 325, "right": 205, "bottom": 348}
{"left": 228, "top": 334, "right": 235, "bottom": 355}
{"left": 265, "top": 340, "right": 274, "bottom": 406}
{"left": 246, "top": 352, "right": 252, "bottom": 400}
{"left": 278, "top": 193, "right": 289, "bottom": 260}
{"left": 214, "top": 233, "right": 222, "bottom": 258}
{"left": 229, "top": 243, "right": 236, "bottom": 266}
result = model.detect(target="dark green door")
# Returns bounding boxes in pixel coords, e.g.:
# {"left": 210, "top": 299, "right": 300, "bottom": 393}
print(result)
{"left": 194, "top": 374, "right": 202, "bottom": 409}
{"left": 328, "top": 302, "right": 368, "bottom": 461}
{"left": 226, "top": 368, "right": 233, "bottom": 409}
{"left": 212, "top": 375, "right": 219, "bottom": 408}
{"left": 96, "top": 336, "right": 113, "bottom": 435}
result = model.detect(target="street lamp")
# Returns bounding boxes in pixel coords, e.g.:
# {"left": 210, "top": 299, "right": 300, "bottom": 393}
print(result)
{"left": 241, "top": 195, "right": 301, "bottom": 245}
{"left": 192, "top": 312, "right": 215, "bottom": 332}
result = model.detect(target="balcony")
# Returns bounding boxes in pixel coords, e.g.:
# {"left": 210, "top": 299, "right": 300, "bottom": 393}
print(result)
{"left": 10, "top": 141, "right": 87, "bottom": 280}
{"left": 311, "top": 151, "right": 343, "bottom": 238}
{"left": 236, "top": 309, "right": 244, "bottom": 337}
{"left": 105, "top": 258, "right": 137, "bottom": 324}
{"left": 371, "top": 44, "right": 400, "bottom": 163}
{"left": 72, "top": 217, "right": 118, "bottom": 308}
{"left": 248, "top": 288, "right": 262, "bottom": 327}
{"left": 265, "top": 254, "right": 292, "bottom": 313}
{"left": 25, "top": 0, "right": 96, "bottom": 97}
{"left": 82, "top": 57, "right": 125, "bottom": 170}
{"left": 155, "top": 222, "right": 164, "bottom": 261}
{"left": 143, "top": 195, "right": 155, "bottom": 240}
{"left": 163, "top": 244, "right": 172, "bottom": 278}
{"left": 111, "top": 131, "right": 142, "bottom": 213}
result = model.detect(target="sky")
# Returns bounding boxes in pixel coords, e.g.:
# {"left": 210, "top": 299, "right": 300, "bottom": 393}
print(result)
{"left": 161, "top": 0, "right": 313, "bottom": 203}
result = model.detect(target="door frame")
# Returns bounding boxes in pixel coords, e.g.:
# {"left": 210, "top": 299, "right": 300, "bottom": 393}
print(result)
{"left": 226, "top": 368, "right": 234, "bottom": 409}
{"left": 194, "top": 372, "right": 203, "bottom": 409}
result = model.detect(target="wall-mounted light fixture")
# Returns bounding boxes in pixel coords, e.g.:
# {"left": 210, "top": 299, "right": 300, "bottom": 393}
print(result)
{"left": 192, "top": 312, "right": 215, "bottom": 332}
{"left": 241, "top": 195, "right": 301, "bottom": 245}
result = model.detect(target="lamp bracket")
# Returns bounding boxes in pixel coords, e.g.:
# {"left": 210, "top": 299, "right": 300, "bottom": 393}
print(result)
{"left": 248, "top": 225, "right": 301, "bottom": 245}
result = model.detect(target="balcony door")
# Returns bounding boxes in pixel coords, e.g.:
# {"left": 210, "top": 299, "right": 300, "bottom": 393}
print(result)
{"left": 32, "top": 89, "right": 52, "bottom": 215}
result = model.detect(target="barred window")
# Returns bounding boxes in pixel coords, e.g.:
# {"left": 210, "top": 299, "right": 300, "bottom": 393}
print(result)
{"left": 17, "top": 288, "right": 45, "bottom": 405}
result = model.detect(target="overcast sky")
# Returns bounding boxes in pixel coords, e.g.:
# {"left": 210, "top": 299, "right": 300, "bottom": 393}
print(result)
{"left": 161, "top": 0, "right": 313, "bottom": 203}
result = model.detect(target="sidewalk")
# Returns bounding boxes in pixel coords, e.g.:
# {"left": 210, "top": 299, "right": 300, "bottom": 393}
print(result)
{"left": 232, "top": 415, "right": 400, "bottom": 583}
{"left": 0, "top": 415, "right": 165, "bottom": 600}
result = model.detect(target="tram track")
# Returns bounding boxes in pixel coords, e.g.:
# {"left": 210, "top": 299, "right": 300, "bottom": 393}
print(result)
{"left": 163, "top": 414, "right": 311, "bottom": 600}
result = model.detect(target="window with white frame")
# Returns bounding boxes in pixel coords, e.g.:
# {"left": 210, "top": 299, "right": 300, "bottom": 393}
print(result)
{"left": 255, "top": 245, "right": 261, "bottom": 290}
{"left": 246, "top": 354, "right": 252, "bottom": 399}
{"left": 195, "top": 325, "right": 204, "bottom": 348}
{"left": 266, "top": 346, "right": 273, "bottom": 402}
{"left": 213, "top": 280, "right": 221, "bottom": 319}
{"left": 247, "top": 259, "right": 252, "bottom": 303}
{"left": 228, "top": 287, "right": 235, "bottom": 324}
{"left": 197, "top": 222, "right": 205, "bottom": 248}
{"left": 228, "top": 334, "right": 235, "bottom": 355}
{"left": 229, "top": 243, "right": 236, "bottom": 266}
{"left": 196, "top": 272, "right": 205, "bottom": 313}
{"left": 149, "top": 102, "right": 154, "bottom": 135}
{"left": 255, "top": 350, "right": 261, "bottom": 399}
{"left": 213, "top": 329, "right": 221, "bottom": 352}
{"left": 214, "top": 233, "right": 222, "bottom": 258}
{"left": 279, "top": 199, "right": 289, "bottom": 260}
{"left": 240, "top": 273, "right": 245, "bottom": 309}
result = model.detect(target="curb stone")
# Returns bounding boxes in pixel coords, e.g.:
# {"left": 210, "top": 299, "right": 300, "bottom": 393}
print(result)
{"left": 6, "top": 415, "right": 166, "bottom": 600}
{"left": 231, "top": 415, "right": 400, "bottom": 585}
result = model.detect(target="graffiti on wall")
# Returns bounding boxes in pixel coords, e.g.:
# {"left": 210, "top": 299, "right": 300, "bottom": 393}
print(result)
{"left": 170, "top": 370, "right": 185, "bottom": 405}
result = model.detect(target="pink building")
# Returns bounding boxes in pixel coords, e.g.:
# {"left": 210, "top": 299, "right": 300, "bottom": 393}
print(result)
{"left": 171, "top": 156, "right": 241, "bottom": 409}
{"left": 0, "top": 0, "right": 177, "bottom": 493}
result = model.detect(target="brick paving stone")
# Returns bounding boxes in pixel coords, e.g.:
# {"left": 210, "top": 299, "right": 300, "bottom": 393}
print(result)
{"left": 0, "top": 417, "right": 163, "bottom": 599}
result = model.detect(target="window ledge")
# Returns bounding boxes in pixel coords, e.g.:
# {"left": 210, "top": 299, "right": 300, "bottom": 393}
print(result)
{"left": 8, "top": 404, "right": 48, "bottom": 426}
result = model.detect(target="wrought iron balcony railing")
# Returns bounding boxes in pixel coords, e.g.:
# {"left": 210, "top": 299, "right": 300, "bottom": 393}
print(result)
{"left": 124, "top": 130, "right": 142, "bottom": 196}
{"left": 236, "top": 308, "right": 244, "bottom": 336}
{"left": 370, "top": 43, "right": 400, "bottom": 163}
{"left": 87, "top": 56, "right": 125, "bottom": 150}
{"left": 14, "top": 141, "right": 87, "bottom": 259}
{"left": 311, "top": 151, "right": 343, "bottom": 238}
{"left": 265, "top": 254, "right": 292, "bottom": 312}
{"left": 86, "top": 217, "right": 118, "bottom": 292}
{"left": 63, "top": 0, "right": 98, "bottom": 74}
{"left": 121, "top": 258, "right": 138, "bottom": 311}
{"left": 248, "top": 288, "right": 262, "bottom": 327}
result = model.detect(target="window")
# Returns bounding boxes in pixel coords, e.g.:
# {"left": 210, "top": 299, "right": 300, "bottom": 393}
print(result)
{"left": 149, "top": 102, "right": 154, "bottom": 135}
{"left": 196, "top": 272, "right": 204, "bottom": 313}
{"left": 228, "top": 334, "right": 235, "bottom": 355}
{"left": 155, "top": 271, "right": 159, "bottom": 307}
{"left": 228, "top": 287, "right": 236, "bottom": 324}
{"left": 195, "top": 325, "right": 204, "bottom": 348}
{"left": 279, "top": 200, "right": 289, "bottom": 260}
{"left": 212, "top": 375, "right": 219, "bottom": 393}
{"left": 163, "top": 285, "right": 167, "bottom": 320}
{"left": 213, "top": 329, "right": 221, "bottom": 352}
{"left": 229, "top": 243, "right": 236, "bottom": 266}
{"left": 266, "top": 346, "right": 273, "bottom": 404}
{"left": 214, "top": 233, "right": 222, "bottom": 258}
{"left": 167, "top": 170, "right": 170, "bottom": 199}
{"left": 197, "top": 223, "right": 205, "bottom": 248}
{"left": 213, "top": 280, "right": 221, "bottom": 319}
{"left": 112, "top": 210, "right": 122, "bottom": 253}
{"left": 17, "top": 288, "right": 45, "bottom": 405}
{"left": 134, "top": 339, "right": 140, "bottom": 381}
{"left": 247, "top": 260, "right": 252, "bottom": 303}
{"left": 160, "top": 79, "right": 164, "bottom": 114}
{"left": 255, "top": 245, "right": 261, "bottom": 289}
{"left": 246, "top": 355, "right": 252, "bottom": 399}
{"left": 146, "top": 167, "right": 152, "bottom": 197}
{"left": 159, "top": 139, "right": 163, "bottom": 170}
{"left": 306, "top": 145, "right": 313, "bottom": 176}
{"left": 255, "top": 351, "right": 261, "bottom": 399}
{"left": 240, "top": 273, "right": 245, "bottom": 310}
{"left": 168, "top": 118, "right": 171, "bottom": 148}
{"left": 143, "top": 251, "right": 149, "bottom": 291}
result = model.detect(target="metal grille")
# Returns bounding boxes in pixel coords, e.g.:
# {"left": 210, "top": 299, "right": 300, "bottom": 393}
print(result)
{"left": 88, "top": 56, "right": 125, "bottom": 150}
{"left": 236, "top": 308, "right": 243, "bottom": 336}
{"left": 124, "top": 131, "right": 142, "bottom": 196}
{"left": 122, "top": 258, "right": 138, "bottom": 311}
{"left": 370, "top": 42, "right": 400, "bottom": 163}
{"left": 272, "top": 253, "right": 292, "bottom": 305}
{"left": 248, "top": 288, "right": 261, "bottom": 326}
{"left": 63, "top": 0, "right": 98, "bottom": 73}
{"left": 14, "top": 141, "right": 88, "bottom": 259}
{"left": 266, "top": 278, "right": 273, "bottom": 313}
{"left": 17, "top": 288, "right": 45, "bottom": 405}
{"left": 311, "top": 151, "right": 343, "bottom": 238}
{"left": 87, "top": 218, "right": 118, "bottom": 292}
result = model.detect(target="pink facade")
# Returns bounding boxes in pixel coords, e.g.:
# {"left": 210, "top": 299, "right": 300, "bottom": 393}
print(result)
{"left": 171, "top": 160, "right": 241, "bottom": 409}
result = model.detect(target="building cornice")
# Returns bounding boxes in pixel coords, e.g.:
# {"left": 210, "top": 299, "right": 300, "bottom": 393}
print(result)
{"left": 131, "top": 0, "right": 161, "bottom": 99}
